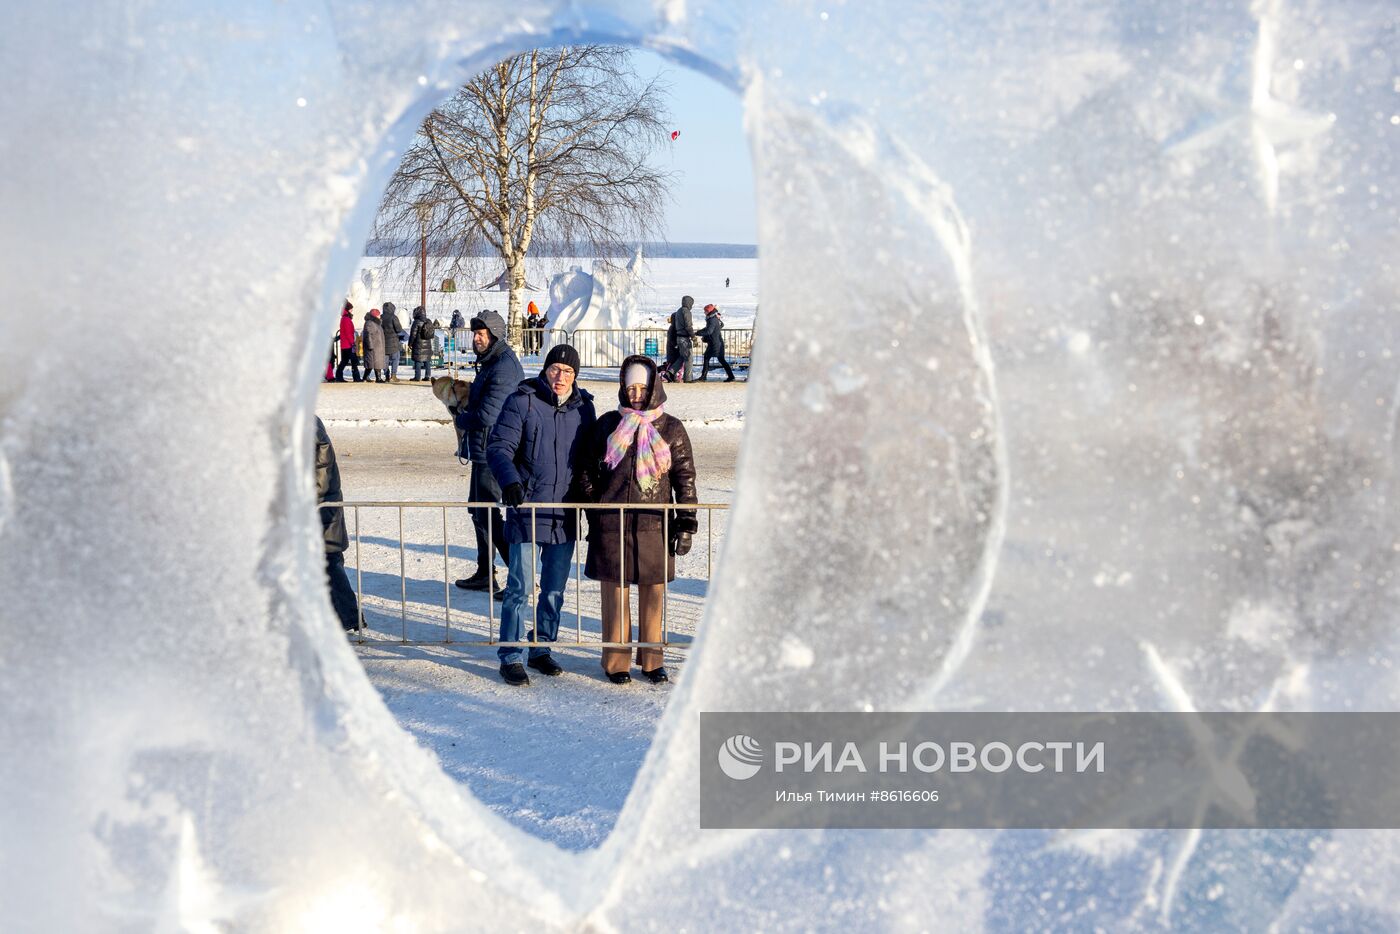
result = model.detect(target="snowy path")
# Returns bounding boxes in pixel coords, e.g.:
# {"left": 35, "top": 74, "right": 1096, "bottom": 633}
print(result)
{"left": 317, "top": 377, "right": 744, "bottom": 851}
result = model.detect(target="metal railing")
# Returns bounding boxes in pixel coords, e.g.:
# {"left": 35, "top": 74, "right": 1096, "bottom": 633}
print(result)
{"left": 440, "top": 326, "right": 753, "bottom": 375}
{"left": 342, "top": 501, "right": 726, "bottom": 651}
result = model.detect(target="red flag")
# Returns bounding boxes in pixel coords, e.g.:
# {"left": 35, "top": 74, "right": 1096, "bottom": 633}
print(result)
{"left": 670, "top": 130, "right": 680, "bottom": 141}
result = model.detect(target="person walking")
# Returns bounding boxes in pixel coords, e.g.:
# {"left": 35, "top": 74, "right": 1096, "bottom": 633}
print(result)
{"left": 577, "top": 355, "right": 698, "bottom": 684}
{"left": 380, "top": 301, "right": 404, "bottom": 382}
{"left": 453, "top": 310, "right": 524, "bottom": 593}
{"left": 408, "top": 306, "right": 435, "bottom": 381}
{"left": 664, "top": 295, "right": 697, "bottom": 383}
{"left": 362, "top": 307, "right": 387, "bottom": 382}
{"left": 698, "top": 304, "right": 735, "bottom": 381}
{"left": 335, "top": 301, "right": 362, "bottom": 382}
{"left": 315, "top": 417, "right": 360, "bottom": 632}
{"left": 486, "top": 344, "right": 596, "bottom": 685}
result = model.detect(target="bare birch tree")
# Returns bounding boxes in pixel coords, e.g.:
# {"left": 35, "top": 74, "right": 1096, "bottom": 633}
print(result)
{"left": 375, "top": 46, "right": 673, "bottom": 342}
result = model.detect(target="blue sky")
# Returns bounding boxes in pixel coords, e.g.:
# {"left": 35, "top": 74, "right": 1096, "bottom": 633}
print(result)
{"left": 632, "top": 49, "right": 756, "bottom": 244}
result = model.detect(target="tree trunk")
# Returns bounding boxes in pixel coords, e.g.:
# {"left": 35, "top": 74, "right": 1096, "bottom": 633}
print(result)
{"left": 506, "top": 258, "right": 525, "bottom": 351}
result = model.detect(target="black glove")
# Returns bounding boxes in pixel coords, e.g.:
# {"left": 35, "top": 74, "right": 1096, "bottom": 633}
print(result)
{"left": 670, "top": 531, "right": 692, "bottom": 557}
{"left": 501, "top": 483, "right": 525, "bottom": 508}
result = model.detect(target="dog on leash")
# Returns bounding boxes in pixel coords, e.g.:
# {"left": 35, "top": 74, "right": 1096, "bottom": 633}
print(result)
{"left": 431, "top": 375, "right": 473, "bottom": 458}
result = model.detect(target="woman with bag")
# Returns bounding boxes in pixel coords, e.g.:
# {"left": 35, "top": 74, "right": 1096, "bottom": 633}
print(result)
{"left": 577, "top": 355, "right": 698, "bottom": 684}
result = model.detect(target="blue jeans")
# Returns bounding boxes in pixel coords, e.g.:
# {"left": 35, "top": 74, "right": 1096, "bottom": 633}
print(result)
{"left": 498, "top": 541, "right": 575, "bottom": 664}
{"left": 413, "top": 359, "right": 430, "bottom": 380}
{"left": 387, "top": 351, "right": 400, "bottom": 379}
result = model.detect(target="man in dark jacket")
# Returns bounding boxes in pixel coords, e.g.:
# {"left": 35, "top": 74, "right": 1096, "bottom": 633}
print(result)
{"left": 316, "top": 417, "right": 360, "bottom": 631}
{"left": 450, "top": 309, "right": 465, "bottom": 331}
{"left": 664, "top": 295, "right": 697, "bottom": 382}
{"left": 454, "top": 309, "right": 524, "bottom": 593}
{"left": 486, "top": 344, "right": 596, "bottom": 685}
{"left": 380, "top": 302, "right": 404, "bottom": 382}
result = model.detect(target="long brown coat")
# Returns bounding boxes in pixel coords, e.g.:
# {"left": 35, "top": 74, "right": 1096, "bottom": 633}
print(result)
{"left": 579, "top": 356, "right": 699, "bottom": 585}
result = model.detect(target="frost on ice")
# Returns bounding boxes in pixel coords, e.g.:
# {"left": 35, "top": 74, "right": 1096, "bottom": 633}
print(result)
{"left": 3, "top": 0, "right": 1400, "bottom": 930}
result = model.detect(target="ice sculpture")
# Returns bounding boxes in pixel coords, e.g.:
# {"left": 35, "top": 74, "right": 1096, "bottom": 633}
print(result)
{"left": 346, "top": 267, "right": 384, "bottom": 317}
{"left": 548, "top": 247, "right": 646, "bottom": 364}
{"left": 3, "top": 0, "right": 1399, "bottom": 930}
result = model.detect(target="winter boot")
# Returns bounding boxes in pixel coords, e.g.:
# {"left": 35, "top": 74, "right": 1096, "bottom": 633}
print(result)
{"left": 499, "top": 663, "right": 530, "bottom": 686}
{"left": 527, "top": 656, "right": 563, "bottom": 677}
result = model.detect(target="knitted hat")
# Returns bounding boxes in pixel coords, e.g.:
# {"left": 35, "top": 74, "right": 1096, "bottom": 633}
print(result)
{"left": 703, "top": 304, "right": 717, "bottom": 313}
{"left": 543, "top": 343, "right": 580, "bottom": 375}
{"left": 623, "top": 362, "right": 649, "bottom": 387}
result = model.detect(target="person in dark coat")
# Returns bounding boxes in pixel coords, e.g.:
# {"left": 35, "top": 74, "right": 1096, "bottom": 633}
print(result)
{"left": 316, "top": 417, "right": 360, "bottom": 631}
{"left": 524, "top": 304, "right": 542, "bottom": 356}
{"left": 698, "top": 304, "right": 735, "bottom": 381}
{"left": 577, "top": 355, "right": 698, "bottom": 684}
{"left": 362, "top": 308, "right": 387, "bottom": 381}
{"left": 450, "top": 309, "right": 465, "bottom": 331}
{"left": 407, "top": 306, "right": 435, "bottom": 380}
{"left": 486, "top": 344, "right": 596, "bottom": 685}
{"left": 453, "top": 309, "right": 525, "bottom": 593}
{"left": 335, "top": 302, "right": 362, "bottom": 382}
{"left": 663, "top": 295, "right": 697, "bottom": 382}
{"left": 380, "top": 302, "right": 404, "bottom": 382}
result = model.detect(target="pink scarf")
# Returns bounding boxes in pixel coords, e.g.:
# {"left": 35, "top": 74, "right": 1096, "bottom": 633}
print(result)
{"left": 604, "top": 407, "right": 671, "bottom": 493}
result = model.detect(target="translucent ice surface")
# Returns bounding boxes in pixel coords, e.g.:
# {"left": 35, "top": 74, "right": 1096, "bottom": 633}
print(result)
{"left": 3, "top": 0, "right": 1399, "bottom": 929}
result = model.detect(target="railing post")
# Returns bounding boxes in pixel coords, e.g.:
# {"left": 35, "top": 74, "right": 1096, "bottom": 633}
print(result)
{"left": 442, "top": 506, "right": 451, "bottom": 642}
{"left": 399, "top": 505, "right": 407, "bottom": 642}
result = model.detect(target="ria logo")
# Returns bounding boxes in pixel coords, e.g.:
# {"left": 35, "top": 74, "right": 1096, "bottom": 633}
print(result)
{"left": 718, "top": 734, "right": 764, "bottom": 780}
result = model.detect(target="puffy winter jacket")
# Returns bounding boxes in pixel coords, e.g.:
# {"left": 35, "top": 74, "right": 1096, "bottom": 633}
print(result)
{"left": 578, "top": 355, "right": 698, "bottom": 584}
{"left": 408, "top": 308, "right": 435, "bottom": 362}
{"left": 338, "top": 310, "right": 356, "bottom": 350}
{"left": 380, "top": 303, "right": 404, "bottom": 354}
{"left": 456, "top": 310, "right": 524, "bottom": 463}
{"left": 487, "top": 376, "right": 597, "bottom": 545}
{"left": 362, "top": 312, "right": 386, "bottom": 369}
{"left": 315, "top": 417, "right": 348, "bottom": 554}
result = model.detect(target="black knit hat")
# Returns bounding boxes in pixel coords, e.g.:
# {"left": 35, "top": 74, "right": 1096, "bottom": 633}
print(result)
{"left": 543, "top": 343, "right": 580, "bottom": 375}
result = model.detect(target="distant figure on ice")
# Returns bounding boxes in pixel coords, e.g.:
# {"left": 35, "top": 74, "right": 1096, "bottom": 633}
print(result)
{"left": 408, "top": 306, "right": 435, "bottom": 381}
{"left": 380, "top": 301, "right": 404, "bottom": 382}
{"left": 335, "top": 301, "right": 362, "bottom": 382}
{"left": 316, "top": 417, "right": 360, "bottom": 632}
{"left": 663, "top": 295, "right": 697, "bottom": 383}
{"left": 578, "top": 356, "right": 698, "bottom": 684}
{"left": 699, "top": 304, "right": 735, "bottom": 382}
{"left": 725, "top": 277, "right": 730, "bottom": 288}
{"left": 362, "top": 307, "right": 386, "bottom": 383}
{"left": 486, "top": 344, "right": 595, "bottom": 686}
{"left": 453, "top": 310, "right": 523, "bottom": 594}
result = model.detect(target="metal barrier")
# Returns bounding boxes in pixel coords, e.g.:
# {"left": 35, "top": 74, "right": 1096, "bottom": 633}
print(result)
{"left": 343, "top": 500, "right": 726, "bottom": 651}
{"left": 434, "top": 326, "right": 752, "bottom": 377}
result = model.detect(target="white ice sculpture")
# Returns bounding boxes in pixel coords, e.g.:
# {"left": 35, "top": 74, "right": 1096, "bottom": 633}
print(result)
{"left": 3, "top": 0, "right": 1399, "bottom": 930}
{"left": 346, "top": 267, "right": 384, "bottom": 317}
{"left": 549, "top": 247, "right": 646, "bottom": 365}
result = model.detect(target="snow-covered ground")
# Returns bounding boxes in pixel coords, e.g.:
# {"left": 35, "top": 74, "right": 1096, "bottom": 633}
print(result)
{"left": 317, "top": 377, "right": 744, "bottom": 850}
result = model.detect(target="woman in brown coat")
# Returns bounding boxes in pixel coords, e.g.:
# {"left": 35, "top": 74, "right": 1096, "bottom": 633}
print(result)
{"left": 578, "top": 355, "right": 698, "bottom": 683}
